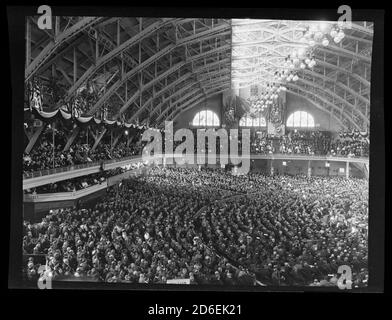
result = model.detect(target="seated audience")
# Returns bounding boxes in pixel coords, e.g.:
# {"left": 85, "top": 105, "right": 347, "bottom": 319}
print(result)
{"left": 23, "top": 167, "right": 368, "bottom": 287}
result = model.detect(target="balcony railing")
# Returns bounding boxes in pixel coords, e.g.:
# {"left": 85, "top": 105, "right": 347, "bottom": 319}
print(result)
{"left": 23, "top": 153, "right": 369, "bottom": 180}
{"left": 23, "top": 155, "right": 142, "bottom": 179}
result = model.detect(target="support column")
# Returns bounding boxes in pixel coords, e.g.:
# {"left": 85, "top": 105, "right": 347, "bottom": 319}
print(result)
{"left": 95, "top": 30, "right": 99, "bottom": 61}
{"left": 24, "top": 125, "right": 45, "bottom": 154}
{"left": 307, "top": 160, "right": 312, "bottom": 177}
{"left": 346, "top": 161, "right": 350, "bottom": 178}
{"left": 24, "top": 127, "right": 33, "bottom": 140}
{"left": 111, "top": 131, "right": 124, "bottom": 150}
{"left": 127, "top": 135, "right": 135, "bottom": 147}
{"left": 51, "top": 123, "right": 56, "bottom": 169}
{"left": 364, "top": 164, "right": 369, "bottom": 179}
{"left": 270, "top": 159, "right": 274, "bottom": 176}
{"left": 91, "top": 128, "right": 107, "bottom": 152}
{"left": 55, "top": 17, "right": 60, "bottom": 37}
{"left": 63, "top": 127, "right": 80, "bottom": 151}
{"left": 73, "top": 47, "right": 77, "bottom": 84}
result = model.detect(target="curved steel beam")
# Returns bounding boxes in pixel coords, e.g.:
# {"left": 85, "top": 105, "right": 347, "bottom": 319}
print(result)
{"left": 286, "top": 84, "right": 362, "bottom": 130}
{"left": 286, "top": 91, "right": 347, "bottom": 130}
{"left": 315, "top": 45, "right": 371, "bottom": 64}
{"left": 230, "top": 62, "right": 370, "bottom": 105}
{"left": 25, "top": 17, "right": 104, "bottom": 81}
{"left": 88, "top": 25, "right": 228, "bottom": 115}
{"left": 156, "top": 91, "right": 205, "bottom": 124}
{"left": 128, "top": 58, "right": 230, "bottom": 122}
{"left": 150, "top": 75, "right": 230, "bottom": 123}
{"left": 89, "top": 42, "right": 230, "bottom": 117}
{"left": 169, "top": 85, "right": 228, "bottom": 123}
{"left": 114, "top": 50, "right": 229, "bottom": 120}
{"left": 314, "top": 59, "right": 370, "bottom": 87}
{"left": 161, "top": 81, "right": 230, "bottom": 121}
{"left": 87, "top": 26, "right": 230, "bottom": 116}
{"left": 295, "top": 77, "right": 369, "bottom": 125}
{"left": 66, "top": 18, "right": 178, "bottom": 99}
{"left": 300, "top": 69, "right": 370, "bottom": 105}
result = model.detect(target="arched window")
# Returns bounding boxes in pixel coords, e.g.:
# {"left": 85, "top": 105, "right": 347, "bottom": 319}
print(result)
{"left": 286, "top": 111, "right": 315, "bottom": 128}
{"left": 192, "top": 110, "right": 220, "bottom": 126}
{"left": 239, "top": 114, "right": 267, "bottom": 127}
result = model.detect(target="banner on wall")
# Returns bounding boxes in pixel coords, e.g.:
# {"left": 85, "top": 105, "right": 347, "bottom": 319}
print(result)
{"left": 222, "top": 89, "right": 250, "bottom": 128}
{"left": 24, "top": 108, "right": 145, "bottom": 129}
{"left": 267, "top": 122, "right": 285, "bottom": 136}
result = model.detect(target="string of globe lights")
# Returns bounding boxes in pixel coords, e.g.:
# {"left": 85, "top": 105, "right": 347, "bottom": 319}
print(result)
{"left": 247, "top": 21, "right": 347, "bottom": 116}
{"left": 301, "top": 21, "right": 346, "bottom": 47}
{"left": 247, "top": 83, "right": 286, "bottom": 115}
{"left": 277, "top": 21, "right": 347, "bottom": 84}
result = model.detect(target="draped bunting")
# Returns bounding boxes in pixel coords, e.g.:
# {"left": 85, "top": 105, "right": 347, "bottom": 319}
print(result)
{"left": 222, "top": 89, "right": 250, "bottom": 128}
{"left": 338, "top": 130, "right": 369, "bottom": 140}
{"left": 24, "top": 108, "right": 146, "bottom": 129}
{"left": 59, "top": 109, "right": 72, "bottom": 120}
{"left": 36, "top": 109, "right": 59, "bottom": 119}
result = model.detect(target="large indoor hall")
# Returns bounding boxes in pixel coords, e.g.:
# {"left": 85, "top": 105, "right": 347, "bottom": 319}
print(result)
{"left": 19, "top": 14, "right": 374, "bottom": 289}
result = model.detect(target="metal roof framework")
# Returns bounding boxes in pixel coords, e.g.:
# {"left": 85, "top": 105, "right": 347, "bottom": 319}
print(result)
{"left": 25, "top": 17, "right": 373, "bottom": 130}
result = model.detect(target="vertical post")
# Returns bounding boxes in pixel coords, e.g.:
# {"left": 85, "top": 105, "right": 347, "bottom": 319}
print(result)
{"left": 91, "top": 128, "right": 107, "bottom": 152}
{"left": 121, "top": 53, "right": 124, "bottom": 77}
{"left": 86, "top": 127, "right": 89, "bottom": 145}
{"left": 111, "top": 130, "right": 113, "bottom": 149}
{"left": 51, "top": 64, "right": 56, "bottom": 79}
{"left": 307, "top": 160, "right": 311, "bottom": 177}
{"left": 346, "top": 161, "right": 350, "bottom": 178}
{"left": 95, "top": 30, "right": 99, "bottom": 61}
{"left": 52, "top": 123, "right": 55, "bottom": 169}
{"left": 117, "top": 19, "right": 121, "bottom": 46}
{"left": 55, "top": 16, "right": 60, "bottom": 37}
{"left": 270, "top": 159, "right": 274, "bottom": 176}
{"left": 63, "top": 126, "right": 80, "bottom": 152}
{"left": 73, "top": 47, "right": 77, "bottom": 84}
{"left": 25, "top": 125, "right": 45, "bottom": 154}
{"left": 139, "top": 71, "right": 142, "bottom": 113}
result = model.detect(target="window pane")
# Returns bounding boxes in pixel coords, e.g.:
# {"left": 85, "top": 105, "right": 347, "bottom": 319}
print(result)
{"left": 286, "top": 111, "right": 314, "bottom": 128}
{"left": 300, "top": 111, "right": 308, "bottom": 127}
{"left": 199, "top": 111, "right": 206, "bottom": 126}
{"left": 213, "top": 113, "right": 219, "bottom": 126}
{"left": 307, "top": 114, "right": 315, "bottom": 127}
{"left": 239, "top": 117, "right": 246, "bottom": 126}
{"left": 246, "top": 117, "right": 252, "bottom": 126}
{"left": 293, "top": 112, "right": 301, "bottom": 127}
{"left": 206, "top": 111, "right": 212, "bottom": 126}
{"left": 253, "top": 117, "right": 260, "bottom": 127}
{"left": 260, "top": 116, "right": 266, "bottom": 126}
{"left": 192, "top": 112, "right": 199, "bottom": 126}
{"left": 287, "top": 114, "right": 293, "bottom": 127}
{"left": 192, "top": 110, "right": 219, "bottom": 126}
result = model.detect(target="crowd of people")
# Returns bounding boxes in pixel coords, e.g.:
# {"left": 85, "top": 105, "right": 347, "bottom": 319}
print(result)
{"left": 24, "top": 167, "right": 127, "bottom": 194}
{"left": 24, "top": 125, "right": 369, "bottom": 176}
{"left": 197, "top": 174, "right": 368, "bottom": 287}
{"left": 250, "top": 130, "right": 369, "bottom": 157}
{"left": 329, "top": 139, "right": 369, "bottom": 157}
{"left": 23, "top": 126, "right": 145, "bottom": 175}
{"left": 23, "top": 167, "right": 368, "bottom": 288}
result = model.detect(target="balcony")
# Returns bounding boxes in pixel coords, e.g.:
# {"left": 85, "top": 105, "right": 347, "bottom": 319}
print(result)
{"left": 23, "top": 153, "right": 369, "bottom": 190}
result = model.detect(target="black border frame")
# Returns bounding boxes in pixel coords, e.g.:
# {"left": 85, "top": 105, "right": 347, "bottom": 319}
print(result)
{"left": 7, "top": 5, "right": 385, "bottom": 294}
